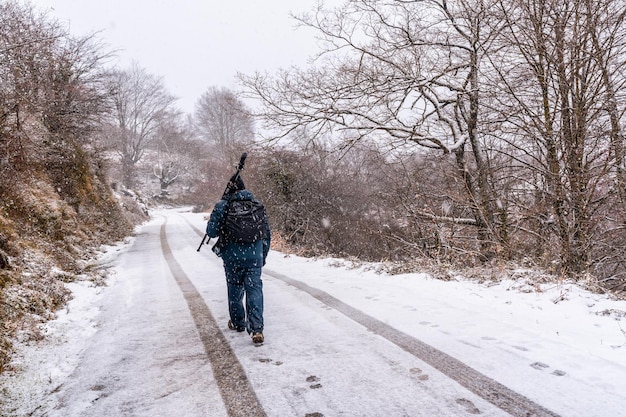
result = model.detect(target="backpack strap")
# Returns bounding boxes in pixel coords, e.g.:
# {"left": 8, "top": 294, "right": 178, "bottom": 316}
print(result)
{"left": 218, "top": 198, "right": 232, "bottom": 241}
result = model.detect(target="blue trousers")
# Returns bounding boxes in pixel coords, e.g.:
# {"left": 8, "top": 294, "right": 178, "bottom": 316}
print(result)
{"left": 224, "top": 265, "right": 264, "bottom": 334}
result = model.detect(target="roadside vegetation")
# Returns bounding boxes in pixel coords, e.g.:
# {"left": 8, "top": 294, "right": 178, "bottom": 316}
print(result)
{"left": 2, "top": 0, "right": 626, "bottom": 374}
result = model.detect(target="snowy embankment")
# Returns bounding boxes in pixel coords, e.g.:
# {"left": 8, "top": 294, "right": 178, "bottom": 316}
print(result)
{"left": 0, "top": 207, "right": 625, "bottom": 417}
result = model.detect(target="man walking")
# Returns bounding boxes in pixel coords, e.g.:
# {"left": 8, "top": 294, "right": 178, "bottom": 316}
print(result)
{"left": 206, "top": 173, "right": 270, "bottom": 344}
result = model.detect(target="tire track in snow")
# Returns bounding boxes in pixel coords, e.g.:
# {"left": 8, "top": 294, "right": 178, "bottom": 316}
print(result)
{"left": 160, "top": 219, "right": 267, "bottom": 417}
{"left": 183, "top": 213, "right": 560, "bottom": 417}
{"left": 263, "top": 270, "right": 561, "bottom": 417}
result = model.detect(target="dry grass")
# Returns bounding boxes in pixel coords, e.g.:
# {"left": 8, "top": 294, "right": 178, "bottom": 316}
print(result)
{"left": 0, "top": 169, "right": 143, "bottom": 374}
{"left": 268, "top": 232, "right": 306, "bottom": 255}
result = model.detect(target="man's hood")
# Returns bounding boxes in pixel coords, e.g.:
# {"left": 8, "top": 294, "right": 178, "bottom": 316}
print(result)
{"left": 225, "top": 189, "right": 254, "bottom": 202}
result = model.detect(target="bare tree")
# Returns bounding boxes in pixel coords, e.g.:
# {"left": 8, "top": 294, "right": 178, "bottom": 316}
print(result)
{"left": 107, "top": 63, "right": 177, "bottom": 188}
{"left": 489, "top": 0, "right": 626, "bottom": 274}
{"left": 241, "top": 0, "right": 509, "bottom": 260}
{"left": 151, "top": 112, "right": 199, "bottom": 197}
{"left": 193, "top": 86, "right": 254, "bottom": 158}
{"left": 0, "top": 1, "right": 62, "bottom": 174}
{"left": 0, "top": 1, "right": 111, "bottom": 206}
{"left": 240, "top": 0, "right": 626, "bottom": 285}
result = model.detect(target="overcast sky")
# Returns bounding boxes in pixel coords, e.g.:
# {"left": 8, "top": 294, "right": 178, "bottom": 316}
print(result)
{"left": 27, "top": 0, "right": 336, "bottom": 113}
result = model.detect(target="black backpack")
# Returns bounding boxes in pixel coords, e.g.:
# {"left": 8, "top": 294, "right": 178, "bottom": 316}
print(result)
{"left": 220, "top": 199, "right": 267, "bottom": 244}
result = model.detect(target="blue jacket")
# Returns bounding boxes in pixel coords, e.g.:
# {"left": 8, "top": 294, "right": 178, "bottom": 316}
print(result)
{"left": 206, "top": 190, "right": 271, "bottom": 268}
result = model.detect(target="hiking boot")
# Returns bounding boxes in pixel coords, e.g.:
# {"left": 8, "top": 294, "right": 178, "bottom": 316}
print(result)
{"left": 252, "top": 332, "right": 264, "bottom": 344}
{"left": 228, "top": 320, "right": 245, "bottom": 332}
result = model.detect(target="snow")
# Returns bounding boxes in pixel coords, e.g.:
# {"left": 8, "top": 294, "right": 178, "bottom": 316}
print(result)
{"left": 1, "top": 207, "right": 625, "bottom": 417}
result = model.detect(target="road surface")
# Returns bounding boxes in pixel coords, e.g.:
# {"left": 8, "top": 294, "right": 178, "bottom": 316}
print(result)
{"left": 15, "top": 209, "right": 578, "bottom": 416}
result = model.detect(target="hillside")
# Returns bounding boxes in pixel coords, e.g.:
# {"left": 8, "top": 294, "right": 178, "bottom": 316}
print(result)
{"left": 0, "top": 147, "right": 146, "bottom": 372}
{"left": 0, "top": 0, "right": 151, "bottom": 371}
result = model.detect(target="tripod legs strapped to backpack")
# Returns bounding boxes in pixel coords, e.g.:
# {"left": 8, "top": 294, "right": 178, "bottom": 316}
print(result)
{"left": 197, "top": 152, "right": 247, "bottom": 252}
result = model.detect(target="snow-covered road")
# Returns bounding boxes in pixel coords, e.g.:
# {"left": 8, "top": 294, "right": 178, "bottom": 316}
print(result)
{"left": 2, "top": 207, "right": 626, "bottom": 416}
